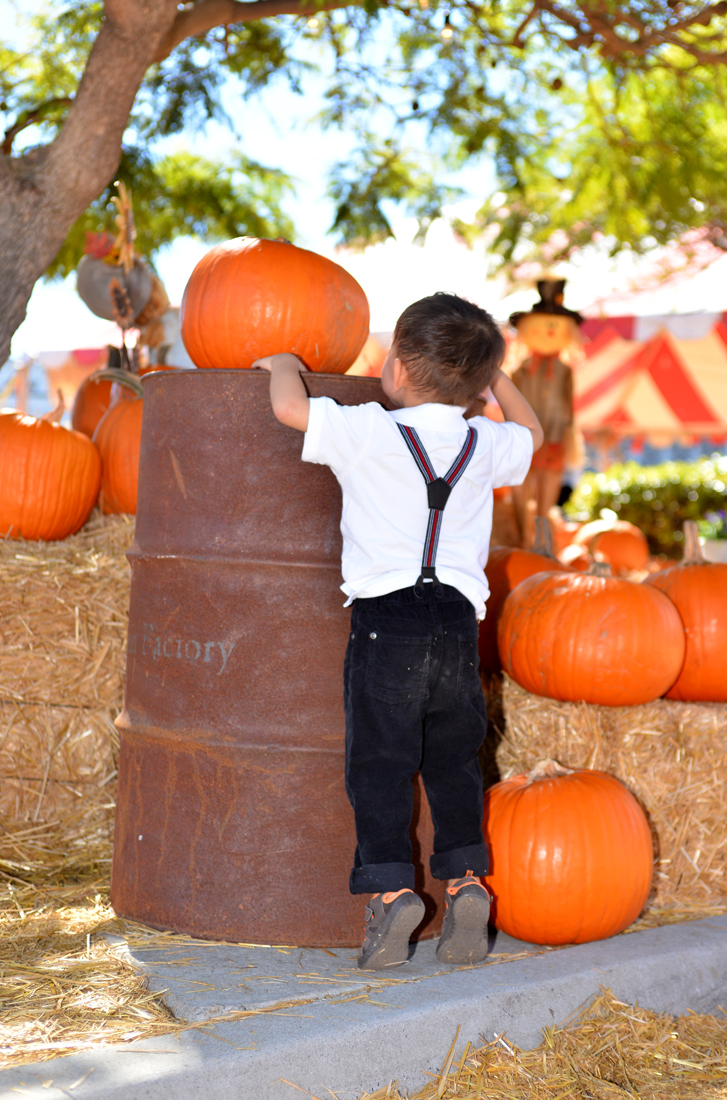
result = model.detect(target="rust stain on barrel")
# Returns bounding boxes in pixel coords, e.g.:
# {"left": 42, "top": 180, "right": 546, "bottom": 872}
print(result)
{"left": 111, "top": 369, "right": 446, "bottom": 946}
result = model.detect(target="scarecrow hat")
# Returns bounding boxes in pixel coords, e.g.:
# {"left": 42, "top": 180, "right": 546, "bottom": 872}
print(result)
{"left": 509, "top": 278, "right": 583, "bottom": 328}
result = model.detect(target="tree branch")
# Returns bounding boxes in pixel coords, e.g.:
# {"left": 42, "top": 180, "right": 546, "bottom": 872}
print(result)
{"left": 154, "top": 0, "right": 360, "bottom": 61}
{"left": 511, "top": 4, "right": 541, "bottom": 49}
{"left": 533, "top": 0, "right": 727, "bottom": 63}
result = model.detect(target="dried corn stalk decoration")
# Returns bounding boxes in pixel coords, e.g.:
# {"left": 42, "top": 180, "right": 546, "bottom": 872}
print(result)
{"left": 106, "top": 183, "right": 137, "bottom": 370}
{"left": 109, "top": 180, "right": 136, "bottom": 275}
{"left": 108, "top": 278, "right": 135, "bottom": 330}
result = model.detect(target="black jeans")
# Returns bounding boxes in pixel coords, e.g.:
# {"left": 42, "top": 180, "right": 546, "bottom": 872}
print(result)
{"left": 344, "top": 583, "right": 488, "bottom": 895}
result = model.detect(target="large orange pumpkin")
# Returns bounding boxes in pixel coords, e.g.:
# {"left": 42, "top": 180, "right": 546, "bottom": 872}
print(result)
{"left": 479, "top": 517, "right": 571, "bottom": 672}
{"left": 71, "top": 376, "right": 113, "bottom": 438}
{"left": 180, "top": 237, "right": 370, "bottom": 373}
{"left": 573, "top": 518, "right": 649, "bottom": 574}
{"left": 93, "top": 397, "right": 143, "bottom": 514}
{"left": 497, "top": 562, "right": 685, "bottom": 705}
{"left": 484, "top": 760, "right": 653, "bottom": 945}
{"left": 0, "top": 411, "right": 101, "bottom": 540}
{"left": 646, "top": 521, "right": 727, "bottom": 702}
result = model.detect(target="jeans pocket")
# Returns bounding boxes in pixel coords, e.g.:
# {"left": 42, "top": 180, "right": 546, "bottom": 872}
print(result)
{"left": 457, "top": 631, "right": 482, "bottom": 698}
{"left": 365, "top": 632, "right": 431, "bottom": 705}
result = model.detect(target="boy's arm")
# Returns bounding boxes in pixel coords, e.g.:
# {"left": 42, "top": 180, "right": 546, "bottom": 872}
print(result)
{"left": 253, "top": 354, "right": 310, "bottom": 432}
{"left": 489, "top": 369, "right": 544, "bottom": 452}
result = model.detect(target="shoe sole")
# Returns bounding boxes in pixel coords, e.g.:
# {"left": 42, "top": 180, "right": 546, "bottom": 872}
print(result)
{"left": 358, "top": 897, "right": 425, "bottom": 970}
{"left": 436, "top": 891, "right": 490, "bottom": 965}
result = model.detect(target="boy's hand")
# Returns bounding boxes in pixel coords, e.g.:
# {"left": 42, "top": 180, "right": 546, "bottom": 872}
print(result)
{"left": 255, "top": 353, "right": 310, "bottom": 432}
{"left": 252, "top": 353, "right": 307, "bottom": 373}
{"left": 252, "top": 355, "right": 275, "bottom": 372}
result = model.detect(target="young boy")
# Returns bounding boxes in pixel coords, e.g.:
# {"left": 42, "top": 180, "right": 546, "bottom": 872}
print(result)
{"left": 254, "top": 293, "right": 543, "bottom": 970}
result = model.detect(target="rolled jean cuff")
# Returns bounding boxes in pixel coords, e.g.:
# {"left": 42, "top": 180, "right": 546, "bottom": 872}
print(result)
{"left": 430, "top": 843, "right": 488, "bottom": 881}
{"left": 349, "top": 861, "right": 416, "bottom": 895}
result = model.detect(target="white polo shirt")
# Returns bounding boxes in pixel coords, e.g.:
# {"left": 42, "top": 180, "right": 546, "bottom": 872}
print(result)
{"left": 301, "top": 398, "right": 533, "bottom": 619}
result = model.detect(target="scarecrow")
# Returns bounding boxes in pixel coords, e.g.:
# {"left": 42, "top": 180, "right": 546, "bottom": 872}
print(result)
{"left": 76, "top": 182, "right": 171, "bottom": 366}
{"left": 508, "top": 279, "right": 583, "bottom": 546}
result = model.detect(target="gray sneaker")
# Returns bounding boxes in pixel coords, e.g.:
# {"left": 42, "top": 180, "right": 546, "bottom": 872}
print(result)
{"left": 357, "top": 889, "right": 425, "bottom": 970}
{"left": 436, "top": 871, "right": 490, "bottom": 965}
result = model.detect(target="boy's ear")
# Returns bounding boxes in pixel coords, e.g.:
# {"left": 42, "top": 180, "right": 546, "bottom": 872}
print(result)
{"left": 392, "top": 356, "right": 408, "bottom": 390}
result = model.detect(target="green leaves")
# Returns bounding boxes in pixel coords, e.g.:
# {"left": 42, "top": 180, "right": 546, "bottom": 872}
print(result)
{"left": 567, "top": 457, "right": 727, "bottom": 555}
{"left": 3, "top": 0, "right": 727, "bottom": 274}
{"left": 455, "top": 62, "right": 727, "bottom": 270}
{"left": 47, "top": 147, "right": 295, "bottom": 278}
{"left": 329, "top": 136, "right": 462, "bottom": 246}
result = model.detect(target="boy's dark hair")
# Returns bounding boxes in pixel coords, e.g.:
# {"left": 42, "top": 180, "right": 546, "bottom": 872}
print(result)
{"left": 393, "top": 292, "right": 505, "bottom": 405}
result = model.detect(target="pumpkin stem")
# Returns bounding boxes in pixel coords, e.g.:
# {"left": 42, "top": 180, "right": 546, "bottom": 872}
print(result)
{"left": 682, "top": 520, "right": 706, "bottom": 565}
{"left": 41, "top": 388, "right": 65, "bottom": 424}
{"left": 533, "top": 515, "right": 556, "bottom": 558}
{"left": 587, "top": 560, "right": 612, "bottom": 577}
{"left": 88, "top": 368, "right": 144, "bottom": 399}
{"left": 525, "top": 759, "right": 573, "bottom": 784}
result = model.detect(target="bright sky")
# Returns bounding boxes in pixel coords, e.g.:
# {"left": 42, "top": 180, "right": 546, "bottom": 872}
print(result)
{"left": 5, "top": 3, "right": 727, "bottom": 359}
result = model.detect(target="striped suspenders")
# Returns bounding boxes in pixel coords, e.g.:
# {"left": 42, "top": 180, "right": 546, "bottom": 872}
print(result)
{"left": 397, "top": 423, "right": 477, "bottom": 596}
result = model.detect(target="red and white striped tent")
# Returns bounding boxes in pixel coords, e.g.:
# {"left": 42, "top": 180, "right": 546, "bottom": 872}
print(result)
{"left": 575, "top": 320, "right": 727, "bottom": 447}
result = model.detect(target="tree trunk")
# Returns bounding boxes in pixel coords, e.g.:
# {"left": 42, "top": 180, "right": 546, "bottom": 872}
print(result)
{"left": 0, "top": 0, "right": 356, "bottom": 367}
{"left": 0, "top": 0, "right": 178, "bottom": 367}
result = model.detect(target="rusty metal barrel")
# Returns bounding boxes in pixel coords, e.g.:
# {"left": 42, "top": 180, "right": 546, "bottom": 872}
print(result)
{"left": 111, "top": 369, "right": 446, "bottom": 945}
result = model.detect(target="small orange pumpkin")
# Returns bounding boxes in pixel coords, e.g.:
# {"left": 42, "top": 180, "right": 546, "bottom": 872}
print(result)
{"left": 558, "top": 541, "right": 592, "bottom": 572}
{"left": 573, "top": 518, "right": 649, "bottom": 574}
{"left": 0, "top": 411, "right": 101, "bottom": 540}
{"left": 180, "top": 237, "right": 370, "bottom": 373}
{"left": 646, "top": 521, "right": 727, "bottom": 702}
{"left": 497, "top": 561, "right": 685, "bottom": 705}
{"left": 484, "top": 760, "right": 653, "bottom": 945}
{"left": 93, "top": 397, "right": 143, "bottom": 514}
{"left": 71, "top": 376, "right": 113, "bottom": 438}
{"left": 479, "top": 517, "right": 571, "bottom": 672}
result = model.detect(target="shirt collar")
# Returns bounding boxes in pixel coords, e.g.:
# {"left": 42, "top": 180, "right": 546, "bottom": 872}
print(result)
{"left": 389, "top": 403, "right": 468, "bottom": 432}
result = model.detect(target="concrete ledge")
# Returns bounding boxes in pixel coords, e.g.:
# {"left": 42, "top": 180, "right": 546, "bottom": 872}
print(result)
{"left": 2, "top": 916, "right": 726, "bottom": 1100}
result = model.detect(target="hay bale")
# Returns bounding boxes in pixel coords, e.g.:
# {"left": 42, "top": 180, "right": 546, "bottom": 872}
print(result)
{"left": 0, "top": 511, "right": 132, "bottom": 826}
{"left": 495, "top": 675, "right": 727, "bottom": 917}
{"left": 2, "top": 512, "right": 727, "bottom": 1073}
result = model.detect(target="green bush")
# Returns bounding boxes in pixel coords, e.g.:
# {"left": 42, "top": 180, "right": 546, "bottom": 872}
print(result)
{"left": 565, "top": 456, "right": 727, "bottom": 557}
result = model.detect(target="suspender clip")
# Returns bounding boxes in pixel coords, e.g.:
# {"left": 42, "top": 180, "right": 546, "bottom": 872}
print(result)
{"left": 414, "top": 567, "right": 443, "bottom": 600}
{"left": 426, "top": 478, "right": 452, "bottom": 511}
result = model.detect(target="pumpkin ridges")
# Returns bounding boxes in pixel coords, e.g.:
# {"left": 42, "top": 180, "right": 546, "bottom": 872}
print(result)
{"left": 0, "top": 413, "right": 101, "bottom": 541}
{"left": 14, "top": 416, "right": 37, "bottom": 536}
{"left": 23, "top": 421, "right": 55, "bottom": 537}
{"left": 43, "top": 423, "right": 90, "bottom": 538}
{"left": 69, "top": 428, "right": 102, "bottom": 535}
{"left": 93, "top": 398, "right": 143, "bottom": 515}
{"left": 484, "top": 767, "right": 653, "bottom": 945}
{"left": 646, "top": 523, "right": 727, "bottom": 701}
{"left": 573, "top": 518, "right": 649, "bottom": 574}
{"left": 51, "top": 425, "right": 81, "bottom": 537}
{"left": 498, "top": 569, "right": 685, "bottom": 705}
{"left": 45, "top": 424, "right": 68, "bottom": 537}
{"left": 71, "top": 376, "right": 113, "bottom": 438}
{"left": 181, "top": 237, "right": 369, "bottom": 373}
